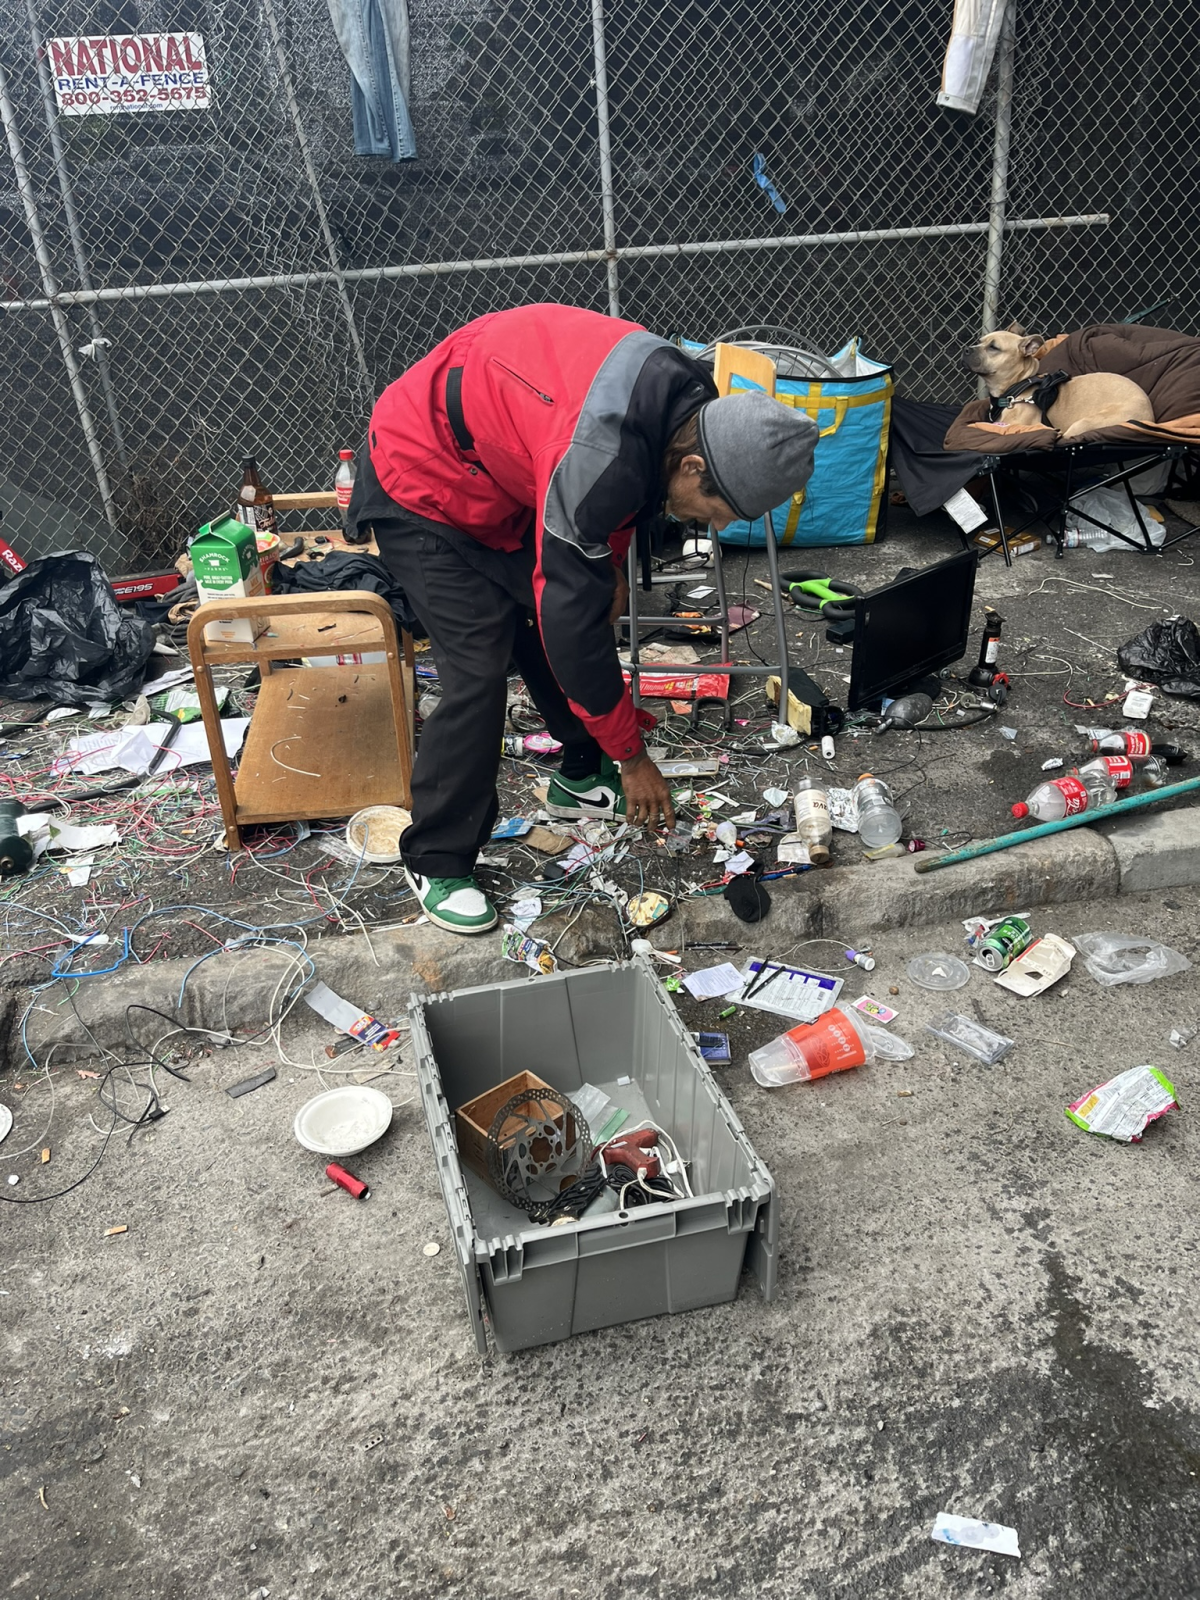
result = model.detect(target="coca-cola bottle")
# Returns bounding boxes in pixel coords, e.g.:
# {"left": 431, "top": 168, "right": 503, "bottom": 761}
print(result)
{"left": 1011, "top": 768, "right": 1116, "bottom": 821}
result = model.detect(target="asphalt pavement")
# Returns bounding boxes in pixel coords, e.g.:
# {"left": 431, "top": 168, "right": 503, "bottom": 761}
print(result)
{"left": 3, "top": 884, "right": 1198, "bottom": 1599}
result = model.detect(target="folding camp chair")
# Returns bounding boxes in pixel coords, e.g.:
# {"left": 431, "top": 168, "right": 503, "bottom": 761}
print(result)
{"left": 965, "top": 440, "right": 1200, "bottom": 563}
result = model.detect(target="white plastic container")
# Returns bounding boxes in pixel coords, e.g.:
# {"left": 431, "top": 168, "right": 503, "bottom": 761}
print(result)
{"left": 346, "top": 804, "right": 412, "bottom": 863}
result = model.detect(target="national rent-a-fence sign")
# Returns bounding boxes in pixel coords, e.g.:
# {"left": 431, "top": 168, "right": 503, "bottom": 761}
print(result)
{"left": 47, "top": 33, "right": 210, "bottom": 116}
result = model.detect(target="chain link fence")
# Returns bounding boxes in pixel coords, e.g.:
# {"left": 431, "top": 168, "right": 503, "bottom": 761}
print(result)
{"left": 0, "top": 0, "right": 1195, "bottom": 573}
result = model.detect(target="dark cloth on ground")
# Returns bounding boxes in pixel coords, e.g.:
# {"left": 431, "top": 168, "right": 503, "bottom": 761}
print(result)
{"left": 374, "top": 512, "right": 601, "bottom": 878}
{"left": 888, "top": 395, "right": 985, "bottom": 516}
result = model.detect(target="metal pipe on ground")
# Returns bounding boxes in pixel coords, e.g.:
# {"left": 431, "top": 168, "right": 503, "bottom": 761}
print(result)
{"left": 914, "top": 777, "right": 1200, "bottom": 873}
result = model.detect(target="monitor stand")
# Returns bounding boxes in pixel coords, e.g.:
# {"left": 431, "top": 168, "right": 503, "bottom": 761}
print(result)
{"left": 876, "top": 671, "right": 942, "bottom": 711}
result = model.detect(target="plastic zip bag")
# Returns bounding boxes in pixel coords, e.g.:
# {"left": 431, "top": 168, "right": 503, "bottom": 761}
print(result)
{"left": 1073, "top": 933, "right": 1192, "bottom": 987}
{"left": 925, "top": 1012, "right": 1015, "bottom": 1065}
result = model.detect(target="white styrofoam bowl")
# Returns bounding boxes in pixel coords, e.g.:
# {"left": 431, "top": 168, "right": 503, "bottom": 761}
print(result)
{"left": 293, "top": 1085, "right": 394, "bottom": 1156}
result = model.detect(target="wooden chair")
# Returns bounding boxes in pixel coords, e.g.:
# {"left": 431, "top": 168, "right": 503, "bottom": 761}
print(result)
{"left": 187, "top": 590, "right": 414, "bottom": 851}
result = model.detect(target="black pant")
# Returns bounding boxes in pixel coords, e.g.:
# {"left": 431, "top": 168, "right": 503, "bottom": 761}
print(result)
{"left": 376, "top": 519, "right": 602, "bottom": 877}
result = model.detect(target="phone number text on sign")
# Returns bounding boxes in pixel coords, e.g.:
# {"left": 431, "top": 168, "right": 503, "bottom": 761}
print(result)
{"left": 48, "top": 33, "right": 210, "bottom": 115}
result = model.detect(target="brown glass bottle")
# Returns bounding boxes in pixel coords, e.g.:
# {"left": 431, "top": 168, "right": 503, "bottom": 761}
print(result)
{"left": 237, "top": 457, "right": 278, "bottom": 536}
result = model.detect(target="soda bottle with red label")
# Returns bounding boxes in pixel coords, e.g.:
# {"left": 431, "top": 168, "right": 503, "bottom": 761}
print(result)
{"left": 1012, "top": 768, "right": 1116, "bottom": 822}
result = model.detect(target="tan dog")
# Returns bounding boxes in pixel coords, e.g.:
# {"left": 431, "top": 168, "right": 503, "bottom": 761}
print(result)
{"left": 963, "top": 331, "right": 1154, "bottom": 439}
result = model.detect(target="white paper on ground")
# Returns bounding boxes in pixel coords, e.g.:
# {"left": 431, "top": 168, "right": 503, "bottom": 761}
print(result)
{"left": 63, "top": 854, "right": 95, "bottom": 887}
{"left": 777, "top": 833, "right": 811, "bottom": 866}
{"left": 733, "top": 959, "right": 842, "bottom": 1023}
{"left": 17, "top": 814, "right": 120, "bottom": 859}
{"left": 509, "top": 895, "right": 542, "bottom": 930}
{"left": 56, "top": 719, "right": 249, "bottom": 777}
{"left": 681, "top": 961, "right": 745, "bottom": 1000}
{"left": 139, "top": 666, "right": 196, "bottom": 697}
{"left": 44, "top": 706, "right": 83, "bottom": 723}
{"left": 723, "top": 849, "right": 755, "bottom": 876}
{"left": 930, "top": 1512, "right": 1019, "bottom": 1558}
{"left": 942, "top": 487, "right": 989, "bottom": 532}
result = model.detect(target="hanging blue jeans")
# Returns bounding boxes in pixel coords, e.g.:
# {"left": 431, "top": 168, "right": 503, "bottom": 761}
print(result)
{"left": 326, "top": 0, "right": 417, "bottom": 161}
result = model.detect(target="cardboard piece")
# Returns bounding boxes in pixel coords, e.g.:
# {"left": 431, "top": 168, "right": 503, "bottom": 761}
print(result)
{"left": 993, "top": 933, "right": 1076, "bottom": 997}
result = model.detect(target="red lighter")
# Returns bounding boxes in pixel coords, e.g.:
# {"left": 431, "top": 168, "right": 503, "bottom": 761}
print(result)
{"left": 325, "top": 1162, "right": 370, "bottom": 1199}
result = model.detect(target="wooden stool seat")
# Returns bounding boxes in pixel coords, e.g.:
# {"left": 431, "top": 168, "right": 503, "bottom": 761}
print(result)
{"left": 187, "top": 590, "right": 414, "bottom": 851}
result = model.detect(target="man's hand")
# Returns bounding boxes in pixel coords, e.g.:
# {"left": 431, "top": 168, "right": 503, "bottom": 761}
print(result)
{"left": 620, "top": 751, "right": 676, "bottom": 830}
{"left": 609, "top": 569, "right": 630, "bottom": 626}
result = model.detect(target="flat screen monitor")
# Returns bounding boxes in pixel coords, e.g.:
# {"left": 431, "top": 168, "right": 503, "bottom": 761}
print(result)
{"left": 847, "top": 550, "right": 978, "bottom": 711}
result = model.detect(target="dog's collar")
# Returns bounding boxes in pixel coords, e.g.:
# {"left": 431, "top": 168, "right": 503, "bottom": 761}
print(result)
{"left": 988, "top": 369, "right": 1071, "bottom": 424}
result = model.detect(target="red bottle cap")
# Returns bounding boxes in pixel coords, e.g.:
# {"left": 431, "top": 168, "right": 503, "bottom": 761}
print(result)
{"left": 338, "top": 448, "right": 355, "bottom": 459}
{"left": 1011, "top": 802, "right": 1029, "bottom": 819}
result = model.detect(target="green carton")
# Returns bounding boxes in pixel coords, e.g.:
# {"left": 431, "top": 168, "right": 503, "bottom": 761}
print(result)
{"left": 192, "top": 515, "right": 267, "bottom": 643}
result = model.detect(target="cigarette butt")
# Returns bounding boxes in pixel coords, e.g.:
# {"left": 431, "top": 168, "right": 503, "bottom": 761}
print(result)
{"left": 897, "top": 1090, "right": 914, "bottom": 1098}
{"left": 40, "top": 1148, "right": 50, "bottom": 1164}
{"left": 105, "top": 1225, "right": 128, "bottom": 1237}
{"left": 38, "top": 1485, "right": 48, "bottom": 1509}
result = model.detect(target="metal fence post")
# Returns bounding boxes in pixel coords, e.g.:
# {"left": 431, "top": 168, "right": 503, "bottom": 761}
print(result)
{"left": 260, "top": 0, "right": 373, "bottom": 398}
{"left": 980, "top": 0, "right": 1017, "bottom": 336}
{"left": 24, "top": 0, "right": 129, "bottom": 471}
{"left": 0, "top": 52, "right": 119, "bottom": 538}
{"left": 589, "top": 0, "right": 621, "bottom": 318}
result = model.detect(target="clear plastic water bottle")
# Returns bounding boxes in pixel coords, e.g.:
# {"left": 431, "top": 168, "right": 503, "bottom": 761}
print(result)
{"left": 853, "top": 773, "right": 902, "bottom": 849}
{"left": 1060, "top": 527, "right": 1117, "bottom": 551}
{"left": 1011, "top": 768, "right": 1116, "bottom": 821}
{"left": 792, "top": 776, "right": 832, "bottom": 865}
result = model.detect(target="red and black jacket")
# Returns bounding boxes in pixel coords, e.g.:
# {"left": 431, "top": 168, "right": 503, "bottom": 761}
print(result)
{"left": 365, "top": 303, "right": 716, "bottom": 761}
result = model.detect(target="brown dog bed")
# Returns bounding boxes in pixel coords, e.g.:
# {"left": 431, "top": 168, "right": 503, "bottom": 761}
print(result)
{"left": 944, "top": 323, "right": 1200, "bottom": 453}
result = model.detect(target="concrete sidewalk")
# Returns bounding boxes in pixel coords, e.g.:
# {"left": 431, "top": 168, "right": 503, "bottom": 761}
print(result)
{"left": 3, "top": 886, "right": 1197, "bottom": 1598}
{"left": 17, "top": 805, "right": 1200, "bottom": 1066}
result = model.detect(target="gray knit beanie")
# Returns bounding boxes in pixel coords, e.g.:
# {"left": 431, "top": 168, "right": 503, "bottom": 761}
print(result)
{"left": 695, "top": 392, "right": 819, "bottom": 520}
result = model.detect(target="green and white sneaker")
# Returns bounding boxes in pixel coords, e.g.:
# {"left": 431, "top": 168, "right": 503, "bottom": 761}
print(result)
{"left": 545, "top": 756, "right": 625, "bottom": 821}
{"left": 404, "top": 869, "right": 498, "bottom": 935}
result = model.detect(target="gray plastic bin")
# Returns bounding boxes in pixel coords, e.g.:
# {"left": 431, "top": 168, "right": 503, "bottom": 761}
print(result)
{"left": 410, "top": 959, "right": 778, "bottom": 1353}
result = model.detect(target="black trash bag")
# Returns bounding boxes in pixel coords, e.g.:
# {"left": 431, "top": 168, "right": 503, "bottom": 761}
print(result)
{"left": 0, "top": 551, "right": 155, "bottom": 707}
{"left": 1117, "top": 617, "right": 1200, "bottom": 698}
{"left": 269, "top": 549, "right": 425, "bottom": 638}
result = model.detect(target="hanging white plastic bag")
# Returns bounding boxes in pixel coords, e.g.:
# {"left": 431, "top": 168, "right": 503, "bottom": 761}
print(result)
{"left": 1074, "top": 933, "right": 1191, "bottom": 987}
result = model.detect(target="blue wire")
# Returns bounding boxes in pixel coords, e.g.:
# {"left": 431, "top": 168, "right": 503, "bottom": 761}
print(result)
{"left": 49, "top": 929, "right": 131, "bottom": 980}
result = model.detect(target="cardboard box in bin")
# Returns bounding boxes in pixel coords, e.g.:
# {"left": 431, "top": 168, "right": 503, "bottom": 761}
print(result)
{"left": 455, "top": 1070, "right": 578, "bottom": 1189}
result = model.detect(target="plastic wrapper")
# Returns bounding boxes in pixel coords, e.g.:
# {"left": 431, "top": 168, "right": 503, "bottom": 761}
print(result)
{"left": 1116, "top": 617, "right": 1200, "bottom": 699}
{"left": 1074, "top": 932, "right": 1191, "bottom": 987}
{"left": 925, "top": 1012, "right": 1015, "bottom": 1064}
{"left": 0, "top": 551, "right": 154, "bottom": 707}
{"left": 1066, "top": 1064, "right": 1178, "bottom": 1142}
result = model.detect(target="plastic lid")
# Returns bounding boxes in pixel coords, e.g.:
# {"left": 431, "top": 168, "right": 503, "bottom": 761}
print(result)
{"left": 294, "top": 1085, "right": 394, "bottom": 1156}
{"left": 1011, "top": 801, "right": 1029, "bottom": 818}
{"left": 338, "top": 448, "right": 355, "bottom": 459}
{"left": 906, "top": 952, "right": 971, "bottom": 991}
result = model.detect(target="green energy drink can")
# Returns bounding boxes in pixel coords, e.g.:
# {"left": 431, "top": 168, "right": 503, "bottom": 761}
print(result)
{"left": 977, "top": 916, "right": 1033, "bottom": 972}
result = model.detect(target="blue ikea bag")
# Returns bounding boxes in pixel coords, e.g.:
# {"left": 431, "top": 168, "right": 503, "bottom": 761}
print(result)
{"left": 696, "top": 339, "right": 893, "bottom": 547}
